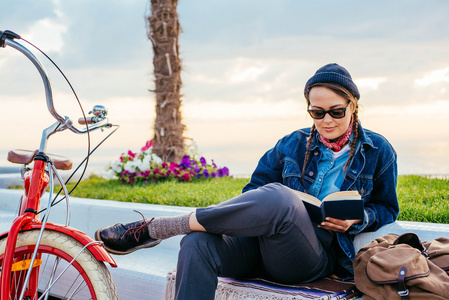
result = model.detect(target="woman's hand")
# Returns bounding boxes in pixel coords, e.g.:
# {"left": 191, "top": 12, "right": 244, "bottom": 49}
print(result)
{"left": 317, "top": 217, "right": 362, "bottom": 233}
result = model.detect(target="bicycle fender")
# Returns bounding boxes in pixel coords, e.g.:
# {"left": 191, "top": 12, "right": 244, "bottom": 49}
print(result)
{"left": 20, "top": 223, "right": 118, "bottom": 267}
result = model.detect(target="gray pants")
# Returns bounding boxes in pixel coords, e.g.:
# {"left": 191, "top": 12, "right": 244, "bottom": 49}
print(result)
{"left": 175, "top": 183, "right": 335, "bottom": 300}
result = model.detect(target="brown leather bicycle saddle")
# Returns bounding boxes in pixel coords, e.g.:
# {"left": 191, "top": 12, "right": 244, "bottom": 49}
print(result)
{"left": 7, "top": 149, "right": 73, "bottom": 170}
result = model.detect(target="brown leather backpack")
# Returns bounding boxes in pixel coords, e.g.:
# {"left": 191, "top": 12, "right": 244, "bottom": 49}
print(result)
{"left": 353, "top": 233, "right": 449, "bottom": 300}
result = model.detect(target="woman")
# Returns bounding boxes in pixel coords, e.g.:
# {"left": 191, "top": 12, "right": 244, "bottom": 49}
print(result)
{"left": 96, "top": 63, "right": 399, "bottom": 299}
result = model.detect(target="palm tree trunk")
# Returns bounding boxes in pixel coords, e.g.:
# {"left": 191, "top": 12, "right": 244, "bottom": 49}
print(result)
{"left": 147, "top": 0, "right": 185, "bottom": 163}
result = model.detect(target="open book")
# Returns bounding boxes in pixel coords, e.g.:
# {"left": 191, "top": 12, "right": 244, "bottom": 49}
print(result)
{"left": 293, "top": 190, "right": 364, "bottom": 223}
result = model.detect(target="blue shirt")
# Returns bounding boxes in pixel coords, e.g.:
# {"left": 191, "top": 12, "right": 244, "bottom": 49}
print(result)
{"left": 308, "top": 142, "right": 349, "bottom": 200}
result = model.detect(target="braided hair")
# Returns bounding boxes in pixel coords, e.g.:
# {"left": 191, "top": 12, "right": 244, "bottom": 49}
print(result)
{"left": 301, "top": 83, "right": 359, "bottom": 182}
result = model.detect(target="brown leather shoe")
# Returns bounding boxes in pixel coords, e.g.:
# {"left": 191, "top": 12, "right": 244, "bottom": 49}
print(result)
{"left": 95, "top": 211, "right": 161, "bottom": 255}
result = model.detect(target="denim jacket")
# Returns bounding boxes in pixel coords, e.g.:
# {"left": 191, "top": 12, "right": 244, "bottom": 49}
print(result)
{"left": 242, "top": 123, "right": 399, "bottom": 274}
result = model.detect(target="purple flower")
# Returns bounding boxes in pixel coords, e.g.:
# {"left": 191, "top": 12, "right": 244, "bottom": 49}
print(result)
{"left": 194, "top": 165, "right": 201, "bottom": 173}
{"left": 211, "top": 159, "right": 217, "bottom": 168}
{"left": 180, "top": 155, "right": 191, "bottom": 169}
{"left": 203, "top": 169, "right": 210, "bottom": 178}
{"left": 211, "top": 172, "right": 217, "bottom": 178}
{"left": 200, "top": 157, "right": 207, "bottom": 167}
{"left": 218, "top": 167, "right": 229, "bottom": 177}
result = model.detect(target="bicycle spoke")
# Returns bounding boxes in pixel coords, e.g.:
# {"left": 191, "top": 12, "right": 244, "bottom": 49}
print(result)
{"left": 13, "top": 254, "right": 26, "bottom": 300}
{"left": 64, "top": 276, "right": 88, "bottom": 300}
{"left": 62, "top": 272, "right": 83, "bottom": 299}
{"left": 43, "top": 256, "right": 61, "bottom": 300}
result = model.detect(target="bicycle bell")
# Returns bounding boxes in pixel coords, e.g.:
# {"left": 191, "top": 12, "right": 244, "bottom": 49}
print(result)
{"left": 89, "top": 105, "right": 108, "bottom": 118}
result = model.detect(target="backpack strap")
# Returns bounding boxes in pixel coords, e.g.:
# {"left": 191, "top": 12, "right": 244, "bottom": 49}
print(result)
{"left": 397, "top": 266, "right": 409, "bottom": 300}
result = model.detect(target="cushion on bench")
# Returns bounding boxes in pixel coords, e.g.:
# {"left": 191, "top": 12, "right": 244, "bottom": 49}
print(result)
{"left": 165, "top": 270, "right": 361, "bottom": 300}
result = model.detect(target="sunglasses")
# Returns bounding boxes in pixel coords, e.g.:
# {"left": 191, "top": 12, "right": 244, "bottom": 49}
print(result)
{"left": 307, "top": 102, "right": 351, "bottom": 119}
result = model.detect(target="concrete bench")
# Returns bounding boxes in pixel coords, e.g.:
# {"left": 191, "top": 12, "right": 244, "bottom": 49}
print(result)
{"left": 1, "top": 188, "right": 448, "bottom": 299}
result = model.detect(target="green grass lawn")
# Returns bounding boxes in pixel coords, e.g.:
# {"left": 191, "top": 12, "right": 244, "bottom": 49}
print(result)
{"left": 396, "top": 175, "right": 449, "bottom": 223}
{"left": 63, "top": 175, "right": 449, "bottom": 223}
{"left": 66, "top": 176, "right": 248, "bottom": 207}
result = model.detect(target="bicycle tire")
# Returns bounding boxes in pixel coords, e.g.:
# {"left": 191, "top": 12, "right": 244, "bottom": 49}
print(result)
{"left": 0, "top": 229, "right": 118, "bottom": 300}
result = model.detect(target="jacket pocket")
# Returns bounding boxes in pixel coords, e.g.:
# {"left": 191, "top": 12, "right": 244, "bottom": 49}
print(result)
{"left": 350, "top": 175, "right": 373, "bottom": 200}
{"left": 281, "top": 158, "right": 302, "bottom": 190}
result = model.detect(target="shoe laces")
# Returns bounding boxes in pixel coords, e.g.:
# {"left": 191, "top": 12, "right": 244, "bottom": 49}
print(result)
{"left": 121, "top": 210, "right": 154, "bottom": 242}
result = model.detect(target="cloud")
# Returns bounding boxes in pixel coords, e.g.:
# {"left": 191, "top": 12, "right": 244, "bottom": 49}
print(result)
{"left": 228, "top": 65, "right": 267, "bottom": 83}
{"left": 55, "top": 0, "right": 150, "bottom": 69}
{"left": 23, "top": 17, "right": 67, "bottom": 53}
{"left": 224, "top": 58, "right": 268, "bottom": 84}
{"left": 415, "top": 67, "right": 449, "bottom": 86}
{"left": 184, "top": 98, "right": 303, "bottom": 121}
{"left": 0, "top": 0, "right": 56, "bottom": 32}
{"left": 355, "top": 77, "right": 387, "bottom": 90}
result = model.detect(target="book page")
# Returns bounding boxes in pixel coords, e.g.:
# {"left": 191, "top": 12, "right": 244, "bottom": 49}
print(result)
{"left": 292, "top": 190, "right": 321, "bottom": 206}
{"left": 323, "top": 191, "right": 361, "bottom": 202}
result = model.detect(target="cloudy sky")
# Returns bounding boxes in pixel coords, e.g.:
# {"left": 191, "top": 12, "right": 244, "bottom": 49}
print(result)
{"left": 1, "top": 0, "right": 449, "bottom": 176}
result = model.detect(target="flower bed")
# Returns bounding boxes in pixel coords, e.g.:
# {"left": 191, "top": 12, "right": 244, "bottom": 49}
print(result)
{"left": 108, "top": 141, "right": 230, "bottom": 184}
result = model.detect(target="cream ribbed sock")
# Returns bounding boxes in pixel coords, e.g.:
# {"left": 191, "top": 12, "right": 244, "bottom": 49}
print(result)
{"left": 148, "top": 212, "right": 192, "bottom": 240}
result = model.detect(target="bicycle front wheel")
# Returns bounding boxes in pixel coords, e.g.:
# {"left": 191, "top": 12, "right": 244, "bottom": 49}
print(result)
{"left": 0, "top": 229, "right": 118, "bottom": 300}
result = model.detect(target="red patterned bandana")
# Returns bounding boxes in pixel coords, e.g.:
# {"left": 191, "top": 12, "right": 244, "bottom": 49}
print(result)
{"left": 319, "top": 119, "right": 354, "bottom": 152}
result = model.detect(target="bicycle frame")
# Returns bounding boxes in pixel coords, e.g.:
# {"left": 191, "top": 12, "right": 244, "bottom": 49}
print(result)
{"left": 0, "top": 31, "right": 117, "bottom": 299}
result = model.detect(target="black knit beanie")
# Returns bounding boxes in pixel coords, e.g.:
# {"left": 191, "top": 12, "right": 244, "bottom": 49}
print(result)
{"left": 304, "top": 63, "right": 360, "bottom": 100}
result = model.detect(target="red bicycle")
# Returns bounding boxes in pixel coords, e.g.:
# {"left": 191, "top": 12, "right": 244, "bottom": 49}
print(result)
{"left": 0, "top": 30, "right": 119, "bottom": 299}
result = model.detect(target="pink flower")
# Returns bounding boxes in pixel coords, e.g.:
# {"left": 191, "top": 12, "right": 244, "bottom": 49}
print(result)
{"left": 141, "top": 140, "right": 154, "bottom": 152}
{"left": 128, "top": 150, "right": 137, "bottom": 159}
{"left": 169, "top": 162, "right": 178, "bottom": 171}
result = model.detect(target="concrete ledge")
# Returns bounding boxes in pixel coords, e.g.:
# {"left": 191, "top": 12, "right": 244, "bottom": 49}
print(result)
{"left": 0, "top": 166, "right": 22, "bottom": 188}
{"left": 1, "top": 188, "right": 449, "bottom": 299}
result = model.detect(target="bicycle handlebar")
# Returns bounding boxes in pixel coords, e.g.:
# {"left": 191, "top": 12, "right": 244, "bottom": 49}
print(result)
{"left": 3, "top": 36, "right": 66, "bottom": 124}
{"left": 0, "top": 30, "right": 112, "bottom": 147}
